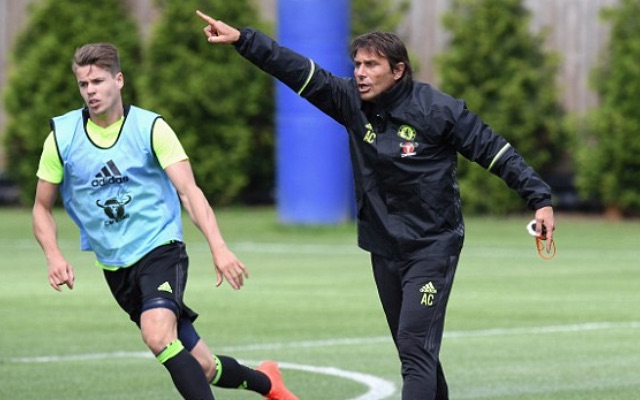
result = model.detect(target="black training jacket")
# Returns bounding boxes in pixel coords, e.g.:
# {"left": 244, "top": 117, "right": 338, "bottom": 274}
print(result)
{"left": 234, "top": 28, "right": 552, "bottom": 261}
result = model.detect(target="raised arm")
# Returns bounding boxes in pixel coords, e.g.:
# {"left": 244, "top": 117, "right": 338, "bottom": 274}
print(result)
{"left": 196, "top": 10, "right": 241, "bottom": 44}
{"left": 196, "top": 10, "right": 356, "bottom": 125}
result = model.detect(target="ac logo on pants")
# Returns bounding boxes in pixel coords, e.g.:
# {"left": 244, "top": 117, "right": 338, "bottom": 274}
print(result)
{"left": 420, "top": 282, "right": 437, "bottom": 306}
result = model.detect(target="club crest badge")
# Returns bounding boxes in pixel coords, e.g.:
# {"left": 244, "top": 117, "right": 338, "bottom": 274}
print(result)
{"left": 400, "top": 141, "right": 418, "bottom": 157}
{"left": 397, "top": 125, "right": 416, "bottom": 141}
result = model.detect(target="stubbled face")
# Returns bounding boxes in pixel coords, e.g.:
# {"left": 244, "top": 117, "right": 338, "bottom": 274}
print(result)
{"left": 353, "top": 48, "right": 404, "bottom": 102}
{"left": 74, "top": 64, "right": 124, "bottom": 125}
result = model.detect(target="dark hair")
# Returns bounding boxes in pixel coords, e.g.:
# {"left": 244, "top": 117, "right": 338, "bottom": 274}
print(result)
{"left": 72, "top": 43, "right": 121, "bottom": 75}
{"left": 350, "top": 32, "right": 412, "bottom": 83}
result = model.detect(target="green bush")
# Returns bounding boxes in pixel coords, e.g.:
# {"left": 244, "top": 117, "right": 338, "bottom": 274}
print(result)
{"left": 576, "top": 0, "right": 640, "bottom": 216}
{"left": 3, "top": 0, "right": 140, "bottom": 205}
{"left": 437, "top": 0, "right": 566, "bottom": 214}
{"left": 351, "top": 0, "right": 410, "bottom": 37}
{"left": 138, "top": 0, "right": 273, "bottom": 205}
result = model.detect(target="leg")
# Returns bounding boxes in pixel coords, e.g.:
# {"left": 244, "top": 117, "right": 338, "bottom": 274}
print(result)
{"left": 140, "top": 307, "right": 178, "bottom": 354}
{"left": 186, "top": 325, "right": 298, "bottom": 399}
{"left": 373, "top": 254, "right": 458, "bottom": 400}
{"left": 435, "top": 360, "right": 449, "bottom": 400}
{"left": 142, "top": 307, "right": 214, "bottom": 400}
{"left": 371, "top": 254, "right": 403, "bottom": 345}
{"left": 138, "top": 243, "right": 213, "bottom": 399}
{"left": 104, "top": 243, "right": 215, "bottom": 399}
{"left": 397, "top": 255, "right": 458, "bottom": 400}
{"left": 189, "top": 335, "right": 217, "bottom": 381}
{"left": 175, "top": 316, "right": 217, "bottom": 380}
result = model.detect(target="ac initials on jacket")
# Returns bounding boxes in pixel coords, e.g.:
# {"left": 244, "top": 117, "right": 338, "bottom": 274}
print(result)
{"left": 363, "top": 123, "right": 376, "bottom": 144}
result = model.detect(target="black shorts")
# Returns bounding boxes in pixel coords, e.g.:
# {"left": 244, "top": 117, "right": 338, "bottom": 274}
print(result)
{"left": 103, "top": 241, "right": 198, "bottom": 326}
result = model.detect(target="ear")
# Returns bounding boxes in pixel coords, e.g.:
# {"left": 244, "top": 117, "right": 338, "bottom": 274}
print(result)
{"left": 116, "top": 72, "right": 124, "bottom": 89}
{"left": 392, "top": 62, "right": 406, "bottom": 81}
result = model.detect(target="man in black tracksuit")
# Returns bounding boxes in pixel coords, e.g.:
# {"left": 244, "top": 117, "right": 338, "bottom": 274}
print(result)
{"left": 196, "top": 10, "right": 555, "bottom": 400}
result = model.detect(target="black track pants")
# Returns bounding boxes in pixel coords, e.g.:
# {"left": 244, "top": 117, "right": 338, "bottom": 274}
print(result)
{"left": 371, "top": 253, "right": 459, "bottom": 400}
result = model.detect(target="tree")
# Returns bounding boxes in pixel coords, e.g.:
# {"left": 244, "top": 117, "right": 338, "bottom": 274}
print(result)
{"left": 351, "top": 0, "right": 416, "bottom": 74}
{"left": 3, "top": 0, "right": 140, "bottom": 205}
{"left": 576, "top": 0, "right": 640, "bottom": 217}
{"left": 138, "top": 0, "right": 273, "bottom": 205}
{"left": 436, "top": 0, "right": 566, "bottom": 214}
{"left": 351, "top": 0, "right": 410, "bottom": 38}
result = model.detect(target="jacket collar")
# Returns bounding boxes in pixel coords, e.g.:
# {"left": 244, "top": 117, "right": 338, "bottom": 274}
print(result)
{"left": 361, "top": 79, "right": 412, "bottom": 113}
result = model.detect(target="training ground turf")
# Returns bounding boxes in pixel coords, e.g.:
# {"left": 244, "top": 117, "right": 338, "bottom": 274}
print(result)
{"left": 1, "top": 207, "right": 639, "bottom": 399}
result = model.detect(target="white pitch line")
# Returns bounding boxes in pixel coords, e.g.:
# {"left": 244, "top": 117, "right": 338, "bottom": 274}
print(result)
{"left": 9, "top": 351, "right": 153, "bottom": 363}
{"left": 8, "top": 321, "right": 640, "bottom": 363}
{"left": 193, "top": 321, "right": 640, "bottom": 353}
{"left": 219, "top": 336, "right": 392, "bottom": 352}
{"left": 444, "top": 321, "right": 640, "bottom": 338}
{"left": 7, "top": 354, "right": 396, "bottom": 400}
{"left": 7, "top": 239, "right": 639, "bottom": 260}
{"left": 279, "top": 362, "right": 396, "bottom": 400}
{"left": 241, "top": 360, "right": 395, "bottom": 400}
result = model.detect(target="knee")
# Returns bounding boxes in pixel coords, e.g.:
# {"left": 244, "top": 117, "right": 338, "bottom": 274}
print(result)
{"left": 142, "top": 329, "right": 175, "bottom": 354}
{"left": 397, "top": 331, "right": 424, "bottom": 354}
{"left": 140, "top": 312, "right": 177, "bottom": 354}
{"left": 396, "top": 331, "right": 438, "bottom": 369}
{"left": 140, "top": 300, "right": 180, "bottom": 354}
{"left": 397, "top": 327, "right": 441, "bottom": 356}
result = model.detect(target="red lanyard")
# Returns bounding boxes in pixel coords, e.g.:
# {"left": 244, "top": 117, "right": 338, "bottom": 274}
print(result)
{"left": 534, "top": 236, "right": 556, "bottom": 260}
{"left": 526, "top": 220, "right": 557, "bottom": 260}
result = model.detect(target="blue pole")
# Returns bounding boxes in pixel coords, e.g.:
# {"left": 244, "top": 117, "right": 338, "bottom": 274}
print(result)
{"left": 276, "top": 0, "right": 353, "bottom": 224}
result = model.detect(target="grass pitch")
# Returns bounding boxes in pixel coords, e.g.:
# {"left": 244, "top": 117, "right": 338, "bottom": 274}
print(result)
{"left": 1, "top": 207, "right": 639, "bottom": 399}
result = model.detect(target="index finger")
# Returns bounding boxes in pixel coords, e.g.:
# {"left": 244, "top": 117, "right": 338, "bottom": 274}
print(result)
{"left": 196, "top": 10, "right": 215, "bottom": 24}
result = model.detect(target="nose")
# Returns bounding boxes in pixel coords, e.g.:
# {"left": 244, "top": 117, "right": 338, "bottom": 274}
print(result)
{"left": 354, "top": 64, "right": 365, "bottom": 79}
